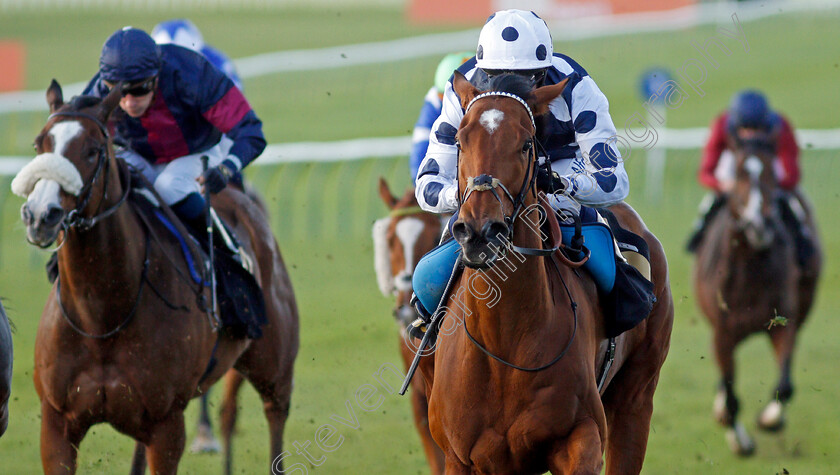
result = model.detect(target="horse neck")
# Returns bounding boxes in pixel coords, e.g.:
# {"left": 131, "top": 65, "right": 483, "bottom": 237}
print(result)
{"left": 460, "top": 209, "right": 557, "bottom": 348}
{"left": 58, "top": 160, "right": 143, "bottom": 297}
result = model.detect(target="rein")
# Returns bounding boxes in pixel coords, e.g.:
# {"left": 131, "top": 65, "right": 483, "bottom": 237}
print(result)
{"left": 56, "top": 231, "right": 150, "bottom": 339}
{"left": 462, "top": 254, "right": 578, "bottom": 372}
{"left": 455, "top": 91, "right": 589, "bottom": 372}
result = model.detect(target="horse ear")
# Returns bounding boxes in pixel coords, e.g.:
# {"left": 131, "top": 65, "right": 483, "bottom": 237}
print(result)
{"left": 46, "top": 79, "right": 64, "bottom": 113}
{"left": 378, "top": 176, "right": 397, "bottom": 210}
{"left": 452, "top": 71, "right": 479, "bottom": 111}
{"left": 96, "top": 82, "right": 123, "bottom": 121}
{"left": 531, "top": 77, "right": 569, "bottom": 116}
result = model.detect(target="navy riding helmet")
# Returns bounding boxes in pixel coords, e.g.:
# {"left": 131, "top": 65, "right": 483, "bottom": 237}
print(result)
{"left": 727, "top": 90, "right": 773, "bottom": 131}
{"left": 99, "top": 27, "right": 161, "bottom": 83}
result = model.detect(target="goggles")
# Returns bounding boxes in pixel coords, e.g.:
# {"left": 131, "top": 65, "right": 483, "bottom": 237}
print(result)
{"left": 106, "top": 77, "right": 157, "bottom": 97}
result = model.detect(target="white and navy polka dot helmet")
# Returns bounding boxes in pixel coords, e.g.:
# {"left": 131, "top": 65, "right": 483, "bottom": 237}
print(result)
{"left": 476, "top": 10, "right": 553, "bottom": 70}
{"left": 151, "top": 19, "right": 205, "bottom": 52}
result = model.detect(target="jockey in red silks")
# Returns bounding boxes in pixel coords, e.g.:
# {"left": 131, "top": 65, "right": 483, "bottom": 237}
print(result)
{"left": 82, "top": 27, "right": 265, "bottom": 239}
{"left": 686, "top": 90, "right": 815, "bottom": 265}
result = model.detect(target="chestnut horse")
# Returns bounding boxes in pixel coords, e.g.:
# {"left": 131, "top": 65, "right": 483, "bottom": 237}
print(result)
{"left": 374, "top": 177, "right": 445, "bottom": 474}
{"left": 694, "top": 135, "right": 821, "bottom": 455}
{"left": 418, "top": 72, "right": 673, "bottom": 474}
{"left": 14, "top": 81, "right": 299, "bottom": 474}
{"left": 0, "top": 300, "right": 11, "bottom": 438}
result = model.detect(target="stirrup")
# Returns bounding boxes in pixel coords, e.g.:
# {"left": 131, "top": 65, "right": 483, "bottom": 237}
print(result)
{"left": 407, "top": 293, "right": 433, "bottom": 340}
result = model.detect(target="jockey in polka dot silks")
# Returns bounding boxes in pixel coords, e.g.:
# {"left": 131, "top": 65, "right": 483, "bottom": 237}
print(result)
{"left": 409, "top": 10, "right": 648, "bottom": 341}
{"left": 415, "top": 9, "right": 628, "bottom": 222}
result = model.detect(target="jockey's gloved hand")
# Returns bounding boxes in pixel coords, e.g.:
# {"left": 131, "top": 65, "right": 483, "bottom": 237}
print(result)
{"left": 536, "top": 167, "right": 567, "bottom": 194}
{"left": 202, "top": 160, "right": 237, "bottom": 194}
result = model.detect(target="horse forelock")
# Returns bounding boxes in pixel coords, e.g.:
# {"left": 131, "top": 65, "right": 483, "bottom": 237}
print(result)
{"left": 372, "top": 216, "right": 395, "bottom": 296}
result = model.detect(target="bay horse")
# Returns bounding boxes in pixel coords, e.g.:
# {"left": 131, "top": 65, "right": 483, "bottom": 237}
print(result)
{"left": 375, "top": 177, "right": 445, "bottom": 474}
{"left": 0, "top": 300, "right": 11, "bottom": 438}
{"left": 418, "top": 72, "right": 674, "bottom": 474}
{"left": 693, "top": 134, "right": 822, "bottom": 455}
{"left": 13, "top": 80, "right": 299, "bottom": 474}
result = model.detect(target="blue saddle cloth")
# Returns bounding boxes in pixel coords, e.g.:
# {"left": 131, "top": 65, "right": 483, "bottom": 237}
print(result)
{"left": 560, "top": 222, "right": 616, "bottom": 293}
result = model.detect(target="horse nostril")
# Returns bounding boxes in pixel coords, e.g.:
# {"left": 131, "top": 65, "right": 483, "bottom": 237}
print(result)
{"left": 482, "top": 221, "right": 509, "bottom": 244}
{"left": 42, "top": 205, "right": 64, "bottom": 227}
{"left": 21, "top": 204, "right": 33, "bottom": 225}
{"left": 452, "top": 221, "right": 473, "bottom": 243}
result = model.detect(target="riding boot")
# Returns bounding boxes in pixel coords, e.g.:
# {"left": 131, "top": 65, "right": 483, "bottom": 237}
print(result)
{"left": 777, "top": 196, "right": 815, "bottom": 268}
{"left": 686, "top": 193, "right": 727, "bottom": 253}
{"left": 407, "top": 293, "right": 434, "bottom": 341}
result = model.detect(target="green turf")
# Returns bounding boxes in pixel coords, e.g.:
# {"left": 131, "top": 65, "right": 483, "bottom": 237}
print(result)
{"left": 0, "top": 5, "right": 838, "bottom": 475}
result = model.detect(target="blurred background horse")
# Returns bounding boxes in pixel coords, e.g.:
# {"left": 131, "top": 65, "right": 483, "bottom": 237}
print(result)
{"left": 374, "top": 177, "right": 444, "bottom": 474}
{"left": 693, "top": 135, "right": 822, "bottom": 455}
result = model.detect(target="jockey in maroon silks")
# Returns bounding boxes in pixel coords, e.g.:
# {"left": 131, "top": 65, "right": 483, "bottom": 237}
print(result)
{"left": 83, "top": 26, "right": 265, "bottom": 238}
{"left": 687, "top": 90, "right": 814, "bottom": 266}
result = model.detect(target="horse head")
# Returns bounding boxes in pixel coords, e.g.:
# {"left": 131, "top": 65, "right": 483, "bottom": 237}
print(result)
{"left": 375, "top": 177, "right": 441, "bottom": 325}
{"left": 727, "top": 132, "right": 779, "bottom": 250}
{"left": 450, "top": 71, "right": 567, "bottom": 268}
{"left": 13, "top": 80, "right": 122, "bottom": 248}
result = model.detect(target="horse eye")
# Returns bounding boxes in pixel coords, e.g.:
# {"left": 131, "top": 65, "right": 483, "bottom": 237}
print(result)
{"left": 522, "top": 142, "right": 533, "bottom": 154}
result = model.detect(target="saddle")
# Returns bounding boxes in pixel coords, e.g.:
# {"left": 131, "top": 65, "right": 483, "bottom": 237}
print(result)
{"left": 131, "top": 179, "right": 267, "bottom": 339}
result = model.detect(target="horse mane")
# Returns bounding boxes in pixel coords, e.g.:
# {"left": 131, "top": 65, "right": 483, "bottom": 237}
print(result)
{"left": 66, "top": 95, "right": 102, "bottom": 111}
{"left": 476, "top": 73, "right": 536, "bottom": 102}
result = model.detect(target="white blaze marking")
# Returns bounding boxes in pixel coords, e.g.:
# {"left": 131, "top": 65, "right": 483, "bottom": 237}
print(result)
{"left": 395, "top": 217, "right": 424, "bottom": 291}
{"left": 49, "top": 121, "right": 83, "bottom": 156}
{"left": 742, "top": 156, "right": 764, "bottom": 226}
{"left": 26, "top": 179, "right": 61, "bottom": 215}
{"left": 479, "top": 109, "right": 504, "bottom": 135}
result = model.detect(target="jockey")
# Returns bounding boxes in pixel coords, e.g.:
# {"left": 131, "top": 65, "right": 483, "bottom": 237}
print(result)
{"left": 686, "top": 90, "right": 814, "bottom": 265}
{"left": 151, "top": 18, "right": 244, "bottom": 92}
{"left": 410, "top": 52, "right": 472, "bottom": 183}
{"left": 82, "top": 27, "right": 265, "bottom": 242}
{"left": 152, "top": 18, "right": 246, "bottom": 191}
{"left": 410, "top": 10, "right": 639, "bottom": 339}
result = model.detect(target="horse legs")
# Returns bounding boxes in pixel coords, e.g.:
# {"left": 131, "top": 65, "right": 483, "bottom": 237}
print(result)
{"left": 547, "top": 418, "right": 603, "bottom": 475}
{"left": 130, "top": 442, "right": 147, "bottom": 475}
{"left": 219, "top": 370, "right": 245, "bottom": 475}
{"left": 757, "top": 326, "right": 797, "bottom": 431}
{"left": 257, "top": 382, "right": 292, "bottom": 475}
{"left": 409, "top": 380, "right": 445, "bottom": 474}
{"left": 190, "top": 391, "right": 221, "bottom": 454}
{"left": 711, "top": 331, "right": 754, "bottom": 456}
{"left": 40, "top": 402, "right": 88, "bottom": 475}
{"left": 601, "top": 363, "right": 662, "bottom": 474}
{"left": 144, "top": 410, "right": 186, "bottom": 475}
{"left": 443, "top": 451, "right": 471, "bottom": 474}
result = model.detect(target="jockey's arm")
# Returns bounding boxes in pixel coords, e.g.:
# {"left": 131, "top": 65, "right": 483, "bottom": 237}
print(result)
{"left": 699, "top": 114, "right": 727, "bottom": 192}
{"left": 410, "top": 87, "right": 442, "bottom": 183}
{"left": 776, "top": 116, "right": 800, "bottom": 190}
{"left": 415, "top": 84, "right": 463, "bottom": 214}
{"left": 555, "top": 76, "right": 628, "bottom": 208}
{"left": 193, "top": 58, "right": 266, "bottom": 172}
